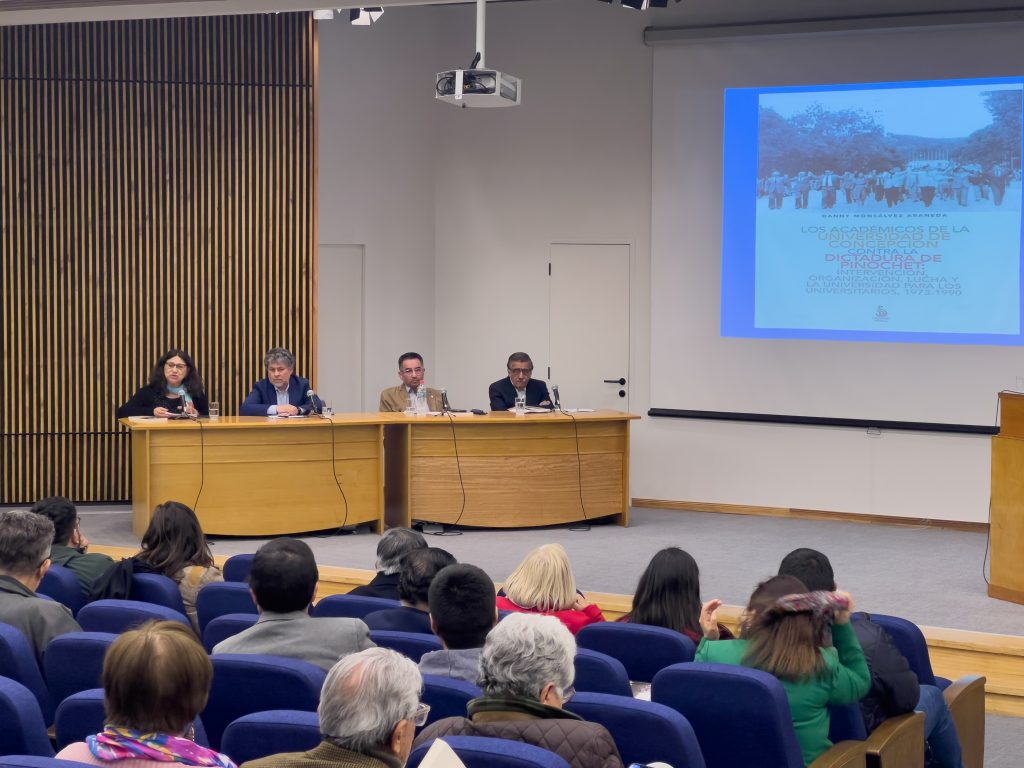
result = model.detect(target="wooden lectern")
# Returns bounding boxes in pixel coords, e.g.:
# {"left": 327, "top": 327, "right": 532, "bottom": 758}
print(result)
{"left": 990, "top": 391, "right": 1024, "bottom": 604}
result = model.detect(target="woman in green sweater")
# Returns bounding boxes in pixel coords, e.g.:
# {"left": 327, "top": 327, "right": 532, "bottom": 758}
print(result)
{"left": 694, "top": 575, "right": 870, "bottom": 766}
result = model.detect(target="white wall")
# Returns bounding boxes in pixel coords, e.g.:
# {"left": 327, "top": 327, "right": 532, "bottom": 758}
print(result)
{"left": 317, "top": 8, "right": 439, "bottom": 409}
{"left": 318, "top": 0, "right": 992, "bottom": 522}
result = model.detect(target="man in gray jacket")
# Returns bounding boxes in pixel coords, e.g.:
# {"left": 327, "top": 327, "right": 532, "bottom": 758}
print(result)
{"left": 214, "top": 538, "right": 373, "bottom": 671}
{"left": 418, "top": 563, "right": 497, "bottom": 684}
{"left": 0, "top": 509, "right": 81, "bottom": 663}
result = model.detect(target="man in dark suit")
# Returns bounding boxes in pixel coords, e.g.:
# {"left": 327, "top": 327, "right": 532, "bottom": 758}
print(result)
{"left": 240, "top": 347, "right": 317, "bottom": 416}
{"left": 348, "top": 528, "right": 427, "bottom": 601}
{"left": 488, "top": 352, "right": 553, "bottom": 411}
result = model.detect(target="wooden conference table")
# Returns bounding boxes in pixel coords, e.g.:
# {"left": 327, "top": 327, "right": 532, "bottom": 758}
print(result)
{"left": 120, "top": 410, "right": 638, "bottom": 536}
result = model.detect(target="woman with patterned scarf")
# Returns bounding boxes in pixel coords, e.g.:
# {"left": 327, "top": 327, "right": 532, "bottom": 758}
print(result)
{"left": 57, "top": 621, "right": 236, "bottom": 768}
{"left": 117, "top": 348, "right": 209, "bottom": 418}
{"left": 695, "top": 575, "right": 870, "bottom": 766}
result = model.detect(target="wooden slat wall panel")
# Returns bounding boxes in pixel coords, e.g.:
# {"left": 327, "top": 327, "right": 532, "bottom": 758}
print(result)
{"left": 0, "top": 13, "right": 317, "bottom": 504}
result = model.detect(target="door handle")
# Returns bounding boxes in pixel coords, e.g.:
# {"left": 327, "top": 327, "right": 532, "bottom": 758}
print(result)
{"left": 603, "top": 378, "right": 626, "bottom": 386}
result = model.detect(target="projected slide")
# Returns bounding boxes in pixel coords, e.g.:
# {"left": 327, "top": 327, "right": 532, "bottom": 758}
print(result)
{"left": 721, "top": 77, "right": 1024, "bottom": 344}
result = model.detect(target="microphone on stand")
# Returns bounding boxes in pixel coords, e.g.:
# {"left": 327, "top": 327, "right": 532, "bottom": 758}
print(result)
{"left": 306, "top": 389, "right": 324, "bottom": 416}
{"left": 552, "top": 384, "right": 564, "bottom": 413}
{"left": 441, "top": 388, "right": 452, "bottom": 414}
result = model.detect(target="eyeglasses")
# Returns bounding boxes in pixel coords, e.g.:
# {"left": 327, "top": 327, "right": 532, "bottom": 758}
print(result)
{"left": 560, "top": 685, "right": 576, "bottom": 704}
{"left": 401, "top": 367, "right": 425, "bottom": 375}
{"left": 411, "top": 702, "right": 431, "bottom": 726}
{"left": 164, "top": 362, "right": 188, "bottom": 371}
{"left": 508, "top": 367, "right": 533, "bottom": 376}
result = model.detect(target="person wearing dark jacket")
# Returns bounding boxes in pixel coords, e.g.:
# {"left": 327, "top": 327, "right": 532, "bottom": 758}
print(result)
{"left": 488, "top": 352, "right": 553, "bottom": 411}
{"left": 240, "top": 347, "right": 316, "bottom": 416}
{"left": 364, "top": 548, "right": 455, "bottom": 634}
{"left": 117, "top": 348, "right": 209, "bottom": 418}
{"left": 415, "top": 613, "right": 623, "bottom": 768}
{"left": 349, "top": 528, "right": 427, "bottom": 601}
{"left": 779, "top": 548, "right": 965, "bottom": 768}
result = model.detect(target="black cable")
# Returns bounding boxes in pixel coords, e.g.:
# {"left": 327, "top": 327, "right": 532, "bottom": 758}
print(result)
{"left": 552, "top": 394, "right": 589, "bottom": 531}
{"left": 316, "top": 412, "right": 351, "bottom": 537}
{"left": 426, "top": 411, "right": 466, "bottom": 536}
{"left": 191, "top": 413, "right": 205, "bottom": 513}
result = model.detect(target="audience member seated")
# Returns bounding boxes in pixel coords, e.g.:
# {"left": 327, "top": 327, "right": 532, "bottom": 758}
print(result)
{"left": 779, "top": 547, "right": 966, "bottom": 768}
{"left": 496, "top": 544, "right": 604, "bottom": 635}
{"left": 133, "top": 501, "right": 223, "bottom": 632}
{"left": 419, "top": 563, "right": 497, "bottom": 684}
{"left": 348, "top": 528, "right": 427, "bottom": 601}
{"left": 364, "top": 548, "right": 455, "bottom": 634}
{"left": 30, "top": 496, "right": 113, "bottom": 598}
{"left": 695, "top": 574, "right": 870, "bottom": 766}
{"left": 0, "top": 509, "right": 81, "bottom": 662}
{"left": 56, "top": 620, "right": 237, "bottom": 767}
{"left": 213, "top": 538, "right": 374, "bottom": 671}
{"left": 241, "top": 647, "right": 425, "bottom": 768}
{"left": 619, "top": 546, "right": 732, "bottom": 642}
{"left": 415, "top": 613, "right": 623, "bottom": 768}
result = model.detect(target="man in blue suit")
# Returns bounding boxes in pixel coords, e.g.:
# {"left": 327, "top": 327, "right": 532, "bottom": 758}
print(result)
{"left": 240, "top": 347, "right": 316, "bottom": 416}
{"left": 488, "top": 352, "right": 553, "bottom": 411}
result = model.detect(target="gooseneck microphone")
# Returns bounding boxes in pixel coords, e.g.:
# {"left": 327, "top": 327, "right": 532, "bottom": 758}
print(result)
{"left": 306, "top": 389, "right": 323, "bottom": 415}
{"left": 441, "top": 388, "right": 452, "bottom": 413}
{"left": 552, "top": 384, "right": 563, "bottom": 412}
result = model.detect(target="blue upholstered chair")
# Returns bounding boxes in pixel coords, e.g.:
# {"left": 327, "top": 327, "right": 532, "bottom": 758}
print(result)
{"left": 130, "top": 573, "right": 186, "bottom": 614}
{"left": 54, "top": 688, "right": 209, "bottom": 751}
{"left": 363, "top": 607, "right": 433, "bottom": 634}
{"left": 421, "top": 674, "right": 481, "bottom": 727}
{"left": 43, "top": 632, "right": 116, "bottom": 709}
{"left": 0, "top": 758, "right": 97, "bottom": 768}
{"left": 572, "top": 648, "right": 632, "bottom": 697}
{"left": 220, "top": 710, "right": 320, "bottom": 764}
{"left": 0, "top": 677, "right": 55, "bottom": 757}
{"left": 827, "top": 702, "right": 924, "bottom": 768}
{"left": 311, "top": 594, "right": 399, "bottom": 619}
{"left": 202, "top": 613, "right": 259, "bottom": 653}
{"left": 566, "top": 691, "right": 706, "bottom": 768}
{"left": 196, "top": 582, "right": 258, "bottom": 634}
{"left": 576, "top": 622, "right": 696, "bottom": 683}
{"left": 0, "top": 622, "right": 54, "bottom": 725}
{"left": 202, "top": 654, "right": 325, "bottom": 750}
{"left": 408, "top": 736, "right": 571, "bottom": 768}
{"left": 37, "top": 565, "right": 87, "bottom": 617}
{"left": 76, "top": 599, "right": 190, "bottom": 634}
{"left": 652, "top": 663, "right": 866, "bottom": 768}
{"left": 368, "top": 630, "right": 442, "bottom": 663}
{"left": 222, "top": 554, "right": 255, "bottom": 583}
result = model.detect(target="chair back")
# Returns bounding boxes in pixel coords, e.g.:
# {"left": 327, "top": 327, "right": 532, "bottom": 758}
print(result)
{"left": 652, "top": 662, "right": 804, "bottom": 768}
{"left": 408, "top": 736, "right": 571, "bottom": 768}
{"left": 76, "top": 600, "right": 190, "bottom": 634}
{"left": 567, "top": 691, "right": 706, "bottom": 768}
{"left": 0, "top": 677, "right": 54, "bottom": 757}
{"left": 0, "top": 758, "right": 99, "bottom": 768}
{"left": 220, "top": 710, "right": 320, "bottom": 765}
{"left": 202, "top": 613, "right": 259, "bottom": 653}
{"left": 860, "top": 613, "right": 937, "bottom": 686}
{"left": 37, "top": 565, "right": 87, "bottom": 617}
{"left": 573, "top": 648, "right": 632, "bottom": 697}
{"left": 130, "top": 573, "right": 186, "bottom": 614}
{"left": 311, "top": 594, "right": 399, "bottom": 619}
{"left": 43, "top": 632, "right": 116, "bottom": 708}
{"left": 222, "top": 554, "right": 255, "bottom": 583}
{"left": 196, "top": 583, "right": 258, "bottom": 634}
{"left": 369, "top": 630, "right": 442, "bottom": 662}
{"left": 576, "top": 622, "right": 696, "bottom": 683}
{"left": 0, "top": 622, "right": 54, "bottom": 725}
{"left": 54, "top": 688, "right": 208, "bottom": 751}
{"left": 421, "top": 674, "right": 481, "bottom": 726}
{"left": 828, "top": 702, "right": 869, "bottom": 743}
{"left": 202, "top": 654, "right": 325, "bottom": 750}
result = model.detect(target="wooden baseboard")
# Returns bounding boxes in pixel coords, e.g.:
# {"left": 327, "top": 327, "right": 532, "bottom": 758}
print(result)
{"left": 631, "top": 498, "right": 989, "bottom": 533}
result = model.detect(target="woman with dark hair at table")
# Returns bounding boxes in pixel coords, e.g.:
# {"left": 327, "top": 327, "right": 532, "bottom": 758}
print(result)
{"left": 134, "top": 501, "right": 222, "bottom": 631}
{"left": 619, "top": 546, "right": 732, "bottom": 643}
{"left": 117, "top": 348, "right": 209, "bottom": 418}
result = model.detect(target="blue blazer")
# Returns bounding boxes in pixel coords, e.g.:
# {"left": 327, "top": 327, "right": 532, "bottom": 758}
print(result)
{"left": 240, "top": 374, "right": 315, "bottom": 416}
{"left": 488, "top": 377, "right": 552, "bottom": 411}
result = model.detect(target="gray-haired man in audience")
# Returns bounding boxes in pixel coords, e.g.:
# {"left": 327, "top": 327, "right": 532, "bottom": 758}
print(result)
{"left": 241, "top": 647, "right": 427, "bottom": 768}
{"left": 0, "top": 509, "right": 81, "bottom": 662}
{"left": 348, "top": 528, "right": 427, "bottom": 601}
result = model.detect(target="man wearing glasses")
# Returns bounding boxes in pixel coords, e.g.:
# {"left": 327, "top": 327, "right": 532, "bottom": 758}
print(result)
{"left": 488, "top": 351, "right": 553, "bottom": 411}
{"left": 379, "top": 352, "right": 444, "bottom": 412}
{"left": 0, "top": 510, "right": 81, "bottom": 663}
{"left": 243, "top": 647, "right": 427, "bottom": 768}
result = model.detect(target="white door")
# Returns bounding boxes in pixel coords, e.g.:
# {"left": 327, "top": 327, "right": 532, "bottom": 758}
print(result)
{"left": 317, "top": 244, "right": 364, "bottom": 411}
{"left": 548, "top": 243, "right": 630, "bottom": 410}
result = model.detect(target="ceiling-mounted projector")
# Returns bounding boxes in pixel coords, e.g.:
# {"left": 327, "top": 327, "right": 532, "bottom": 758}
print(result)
{"left": 435, "top": 69, "right": 522, "bottom": 108}
{"left": 436, "top": 0, "right": 521, "bottom": 108}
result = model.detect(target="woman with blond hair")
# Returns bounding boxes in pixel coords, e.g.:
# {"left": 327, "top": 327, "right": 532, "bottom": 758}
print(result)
{"left": 695, "top": 575, "right": 870, "bottom": 766}
{"left": 57, "top": 621, "right": 236, "bottom": 767}
{"left": 495, "top": 544, "right": 604, "bottom": 635}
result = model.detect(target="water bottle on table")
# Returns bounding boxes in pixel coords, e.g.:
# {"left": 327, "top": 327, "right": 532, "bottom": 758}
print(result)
{"left": 416, "top": 385, "right": 428, "bottom": 414}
